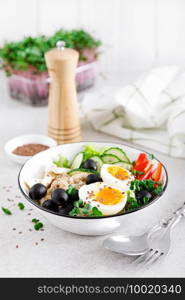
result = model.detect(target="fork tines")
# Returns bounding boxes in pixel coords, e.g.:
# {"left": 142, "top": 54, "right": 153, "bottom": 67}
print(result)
{"left": 133, "top": 248, "right": 164, "bottom": 268}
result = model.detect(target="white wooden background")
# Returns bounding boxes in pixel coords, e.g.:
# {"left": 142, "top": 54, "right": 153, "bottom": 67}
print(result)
{"left": 0, "top": 0, "right": 185, "bottom": 74}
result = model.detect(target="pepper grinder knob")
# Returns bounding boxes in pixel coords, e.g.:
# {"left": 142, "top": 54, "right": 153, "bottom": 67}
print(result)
{"left": 45, "top": 41, "right": 81, "bottom": 144}
{"left": 56, "top": 40, "right": 65, "bottom": 51}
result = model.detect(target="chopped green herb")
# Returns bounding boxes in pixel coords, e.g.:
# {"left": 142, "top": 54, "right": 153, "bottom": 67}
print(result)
{"left": 32, "top": 218, "right": 39, "bottom": 223}
{"left": 148, "top": 153, "right": 154, "bottom": 160}
{"left": 34, "top": 222, "right": 43, "bottom": 231}
{"left": 153, "top": 185, "right": 163, "bottom": 195}
{"left": 84, "top": 203, "right": 91, "bottom": 210}
{"left": 66, "top": 185, "right": 78, "bottom": 196}
{"left": 126, "top": 178, "right": 163, "bottom": 212}
{"left": 69, "top": 199, "right": 103, "bottom": 217}
{"left": 73, "top": 201, "right": 79, "bottom": 208}
{"left": 18, "top": 202, "right": 25, "bottom": 210}
{"left": 69, "top": 207, "right": 80, "bottom": 216}
{"left": 143, "top": 196, "right": 150, "bottom": 204}
{"left": 130, "top": 179, "right": 162, "bottom": 194}
{"left": 132, "top": 170, "right": 144, "bottom": 175}
{"left": 90, "top": 207, "right": 103, "bottom": 217}
{"left": 81, "top": 208, "right": 89, "bottom": 215}
{"left": 81, "top": 201, "right": 90, "bottom": 214}
{"left": 79, "top": 200, "right": 84, "bottom": 206}
{"left": 73, "top": 199, "right": 83, "bottom": 208}
{"left": 1, "top": 207, "right": 12, "bottom": 215}
{"left": 126, "top": 190, "right": 138, "bottom": 210}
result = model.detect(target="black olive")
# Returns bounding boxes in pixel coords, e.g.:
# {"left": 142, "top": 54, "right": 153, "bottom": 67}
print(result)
{"left": 29, "top": 183, "right": 47, "bottom": 200}
{"left": 58, "top": 203, "right": 74, "bottom": 215}
{"left": 136, "top": 190, "right": 152, "bottom": 204}
{"left": 86, "top": 174, "right": 103, "bottom": 185}
{"left": 42, "top": 200, "right": 58, "bottom": 212}
{"left": 51, "top": 188, "right": 69, "bottom": 206}
{"left": 82, "top": 159, "right": 97, "bottom": 171}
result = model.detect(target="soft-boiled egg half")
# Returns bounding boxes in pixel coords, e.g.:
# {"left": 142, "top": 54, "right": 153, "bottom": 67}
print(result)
{"left": 79, "top": 182, "right": 127, "bottom": 216}
{"left": 101, "top": 164, "right": 134, "bottom": 191}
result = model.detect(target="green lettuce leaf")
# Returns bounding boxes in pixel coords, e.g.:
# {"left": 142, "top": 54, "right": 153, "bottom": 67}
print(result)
{"left": 53, "top": 155, "right": 70, "bottom": 168}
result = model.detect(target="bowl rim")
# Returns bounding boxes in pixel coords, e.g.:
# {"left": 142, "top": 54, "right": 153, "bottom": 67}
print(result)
{"left": 18, "top": 141, "right": 168, "bottom": 220}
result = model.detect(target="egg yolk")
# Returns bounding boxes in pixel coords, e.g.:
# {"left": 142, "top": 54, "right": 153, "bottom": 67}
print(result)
{"left": 95, "top": 187, "right": 124, "bottom": 205}
{"left": 108, "top": 166, "right": 129, "bottom": 180}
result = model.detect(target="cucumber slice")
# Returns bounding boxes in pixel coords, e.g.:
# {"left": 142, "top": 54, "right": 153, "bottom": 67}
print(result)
{"left": 101, "top": 154, "right": 120, "bottom": 164}
{"left": 112, "top": 161, "right": 132, "bottom": 170}
{"left": 70, "top": 153, "right": 83, "bottom": 169}
{"left": 90, "top": 156, "right": 103, "bottom": 171}
{"left": 104, "top": 147, "right": 131, "bottom": 163}
{"left": 68, "top": 168, "right": 99, "bottom": 176}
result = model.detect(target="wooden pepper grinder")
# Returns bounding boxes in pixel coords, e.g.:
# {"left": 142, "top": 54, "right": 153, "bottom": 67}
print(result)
{"left": 45, "top": 41, "right": 81, "bottom": 144}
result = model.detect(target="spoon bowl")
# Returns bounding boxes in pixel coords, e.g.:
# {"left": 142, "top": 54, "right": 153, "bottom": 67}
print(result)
{"left": 103, "top": 233, "right": 149, "bottom": 256}
{"left": 103, "top": 223, "right": 164, "bottom": 256}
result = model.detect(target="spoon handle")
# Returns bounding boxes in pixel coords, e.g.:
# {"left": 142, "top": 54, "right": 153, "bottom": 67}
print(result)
{"left": 160, "top": 202, "right": 185, "bottom": 228}
{"left": 164, "top": 214, "right": 182, "bottom": 232}
{"left": 148, "top": 203, "right": 185, "bottom": 239}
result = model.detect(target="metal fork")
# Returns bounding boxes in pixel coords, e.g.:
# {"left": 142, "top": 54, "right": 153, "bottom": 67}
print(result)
{"left": 133, "top": 206, "right": 185, "bottom": 268}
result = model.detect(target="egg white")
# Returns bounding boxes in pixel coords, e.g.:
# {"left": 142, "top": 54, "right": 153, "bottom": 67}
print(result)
{"left": 79, "top": 182, "right": 127, "bottom": 216}
{"left": 100, "top": 164, "right": 134, "bottom": 191}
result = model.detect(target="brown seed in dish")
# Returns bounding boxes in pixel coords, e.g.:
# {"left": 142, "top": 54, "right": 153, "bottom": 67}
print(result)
{"left": 12, "top": 143, "right": 49, "bottom": 156}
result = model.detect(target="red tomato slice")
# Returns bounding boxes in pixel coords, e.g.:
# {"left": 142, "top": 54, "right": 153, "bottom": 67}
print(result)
{"left": 138, "top": 164, "right": 153, "bottom": 180}
{"left": 152, "top": 163, "right": 162, "bottom": 182}
{"left": 133, "top": 153, "right": 149, "bottom": 172}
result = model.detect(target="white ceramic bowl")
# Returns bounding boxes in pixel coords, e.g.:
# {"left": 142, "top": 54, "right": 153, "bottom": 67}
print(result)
{"left": 5, "top": 134, "right": 57, "bottom": 165}
{"left": 18, "top": 142, "right": 168, "bottom": 236}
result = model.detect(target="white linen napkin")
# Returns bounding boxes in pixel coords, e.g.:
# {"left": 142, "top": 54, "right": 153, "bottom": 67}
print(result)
{"left": 81, "top": 66, "right": 185, "bottom": 158}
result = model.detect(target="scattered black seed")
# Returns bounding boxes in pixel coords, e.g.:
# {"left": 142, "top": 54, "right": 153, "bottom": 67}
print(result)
{"left": 18, "top": 232, "right": 22, "bottom": 234}
{"left": 16, "top": 245, "right": 19, "bottom": 248}
{"left": 35, "top": 242, "right": 38, "bottom": 245}
{"left": 12, "top": 228, "right": 16, "bottom": 231}
{"left": 41, "top": 238, "right": 44, "bottom": 242}
{"left": 29, "top": 229, "right": 32, "bottom": 232}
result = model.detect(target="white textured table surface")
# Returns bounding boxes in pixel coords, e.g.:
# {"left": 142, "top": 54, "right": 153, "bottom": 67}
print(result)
{"left": 0, "top": 73, "right": 185, "bottom": 278}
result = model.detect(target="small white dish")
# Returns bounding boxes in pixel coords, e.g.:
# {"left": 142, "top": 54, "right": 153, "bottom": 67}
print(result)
{"left": 5, "top": 134, "right": 57, "bottom": 165}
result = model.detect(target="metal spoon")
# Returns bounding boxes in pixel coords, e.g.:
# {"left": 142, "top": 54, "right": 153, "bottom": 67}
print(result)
{"left": 103, "top": 203, "right": 185, "bottom": 256}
